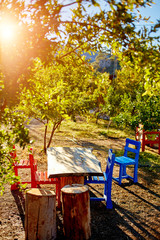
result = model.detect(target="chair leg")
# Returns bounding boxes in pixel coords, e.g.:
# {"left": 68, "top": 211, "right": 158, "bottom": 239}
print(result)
{"left": 133, "top": 164, "right": 138, "bottom": 183}
{"left": 104, "top": 181, "right": 107, "bottom": 203}
{"left": 122, "top": 165, "right": 127, "bottom": 176}
{"left": 119, "top": 164, "right": 123, "bottom": 185}
{"left": 31, "top": 169, "right": 37, "bottom": 188}
{"left": 105, "top": 181, "right": 113, "bottom": 209}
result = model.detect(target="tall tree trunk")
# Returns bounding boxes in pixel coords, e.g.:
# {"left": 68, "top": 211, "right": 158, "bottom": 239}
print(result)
{"left": 44, "top": 120, "right": 48, "bottom": 154}
{"left": 47, "top": 120, "right": 62, "bottom": 149}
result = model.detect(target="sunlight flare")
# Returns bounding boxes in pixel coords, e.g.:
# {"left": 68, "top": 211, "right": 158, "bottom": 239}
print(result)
{"left": 1, "top": 24, "right": 14, "bottom": 40}
{"left": 0, "top": 18, "right": 16, "bottom": 42}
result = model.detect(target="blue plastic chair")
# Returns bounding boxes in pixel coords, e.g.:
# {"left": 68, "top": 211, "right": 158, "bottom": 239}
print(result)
{"left": 84, "top": 149, "right": 115, "bottom": 209}
{"left": 112, "top": 138, "right": 141, "bottom": 185}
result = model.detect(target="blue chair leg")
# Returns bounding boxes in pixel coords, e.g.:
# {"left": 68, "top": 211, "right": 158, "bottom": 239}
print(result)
{"left": 122, "top": 165, "right": 127, "bottom": 176}
{"left": 104, "top": 182, "right": 107, "bottom": 205}
{"left": 133, "top": 164, "right": 138, "bottom": 183}
{"left": 119, "top": 164, "right": 123, "bottom": 185}
{"left": 104, "top": 182, "right": 113, "bottom": 209}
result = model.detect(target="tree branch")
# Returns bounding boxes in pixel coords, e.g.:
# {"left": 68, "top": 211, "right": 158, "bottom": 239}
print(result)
{"left": 58, "top": 45, "right": 82, "bottom": 59}
{"left": 61, "top": 20, "right": 111, "bottom": 32}
{"left": 47, "top": 119, "right": 63, "bottom": 149}
{"left": 62, "top": 2, "right": 77, "bottom": 8}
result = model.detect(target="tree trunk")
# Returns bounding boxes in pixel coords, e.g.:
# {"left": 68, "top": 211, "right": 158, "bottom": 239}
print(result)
{"left": 25, "top": 188, "right": 56, "bottom": 240}
{"left": 47, "top": 120, "right": 62, "bottom": 149}
{"left": 61, "top": 184, "right": 91, "bottom": 240}
{"left": 44, "top": 120, "right": 48, "bottom": 154}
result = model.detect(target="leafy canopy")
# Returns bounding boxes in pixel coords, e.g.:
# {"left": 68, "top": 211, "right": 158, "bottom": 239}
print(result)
{"left": 0, "top": 0, "right": 159, "bottom": 191}
{"left": 18, "top": 53, "right": 109, "bottom": 152}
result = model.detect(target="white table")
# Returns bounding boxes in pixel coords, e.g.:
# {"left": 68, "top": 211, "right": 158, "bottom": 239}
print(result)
{"left": 47, "top": 147, "right": 103, "bottom": 178}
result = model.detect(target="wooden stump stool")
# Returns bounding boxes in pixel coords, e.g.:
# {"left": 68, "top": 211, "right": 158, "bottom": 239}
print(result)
{"left": 25, "top": 188, "right": 56, "bottom": 240}
{"left": 61, "top": 184, "right": 91, "bottom": 240}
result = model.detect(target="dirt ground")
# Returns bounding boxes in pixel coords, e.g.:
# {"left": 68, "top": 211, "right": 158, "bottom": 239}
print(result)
{"left": 0, "top": 125, "right": 160, "bottom": 240}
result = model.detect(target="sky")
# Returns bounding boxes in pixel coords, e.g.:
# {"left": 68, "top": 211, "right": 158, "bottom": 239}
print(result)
{"left": 138, "top": 0, "right": 160, "bottom": 24}
{"left": 135, "top": 0, "right": 160, "bottom": 35}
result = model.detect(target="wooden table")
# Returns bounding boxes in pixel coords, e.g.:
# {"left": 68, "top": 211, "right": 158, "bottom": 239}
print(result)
{"left": 47, "top": 147, "right": 103, "bottom": 188}
{"left": 47, "top": 147, "right": 103, "bottom": 178}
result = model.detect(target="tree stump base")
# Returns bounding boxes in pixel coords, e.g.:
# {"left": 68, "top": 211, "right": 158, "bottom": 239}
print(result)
{"left": 61, "top": 184, "right": 91, "bottom": 240}
{"left": 25, "top": 188, "right": 56, "bottom": 240}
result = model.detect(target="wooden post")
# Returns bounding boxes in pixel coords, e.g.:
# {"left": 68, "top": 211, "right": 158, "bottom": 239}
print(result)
{"left": 25, "top": 188, "right": 56, "bottom": 240}
{"left": 61, "top": 184, "right": 91, "bottom": 240}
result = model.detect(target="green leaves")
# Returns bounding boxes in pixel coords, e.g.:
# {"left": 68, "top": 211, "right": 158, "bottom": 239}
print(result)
{"left": 18, "top": 53, "right": 104, "bottom": 151}
{"left": 0, "top": 106, "right": 30, "bottom": 194}
{"left": 0, "top": 0, "right": 159, "bottom": 191}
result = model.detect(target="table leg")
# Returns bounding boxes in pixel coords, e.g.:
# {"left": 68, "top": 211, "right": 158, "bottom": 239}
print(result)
{"left": 60, "top": 176, "right": 84, "bottom": 189}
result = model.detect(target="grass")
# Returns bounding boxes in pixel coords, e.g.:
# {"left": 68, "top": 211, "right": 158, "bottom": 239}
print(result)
{"left": 56, "top": 119, "right": 135, "bottom": 139}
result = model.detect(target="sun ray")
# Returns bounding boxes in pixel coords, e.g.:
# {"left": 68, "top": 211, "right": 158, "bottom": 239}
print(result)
{"left": 0, "top": 17, "right": 16, "bottom": 42}
{"left": 1, "top": 24, "right": 14, "bottom": 40}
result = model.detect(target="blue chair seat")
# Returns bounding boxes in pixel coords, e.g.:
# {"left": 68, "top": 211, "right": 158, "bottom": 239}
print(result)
{"left": 85, "top": 149, "right": 115, "bottom": 209}
{"left": 113, "top": 138, "right": 141, "bottom": 185}
{"left": 115, "top": 156, "right": 136, "bottom": 165}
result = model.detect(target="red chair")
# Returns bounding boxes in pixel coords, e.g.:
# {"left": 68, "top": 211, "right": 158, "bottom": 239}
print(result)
{"left": 10, "top": 146, "right": 61, "bottom": 208}
{"left": 34, "top": 170, "right": 61, "bottom": 208}
{"left": 10, "top": 146, "right": 37, "bottom": 190}
{"left": 142, "top": 131, "right": 160, "bottom": 155}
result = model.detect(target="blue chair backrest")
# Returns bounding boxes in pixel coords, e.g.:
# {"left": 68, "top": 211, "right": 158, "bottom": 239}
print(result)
{"left": 105, "top": 149, "right": 115, "bottom": 180}
{"left": 124, "top": 138, "right": 141, "bottom": 162}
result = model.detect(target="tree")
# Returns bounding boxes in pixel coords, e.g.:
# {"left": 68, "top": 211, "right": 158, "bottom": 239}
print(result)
{"left": 18, "top": 54, "right": 109, "bottom": 153}
{"left": 117, "top": 25, "right": 160, "bottom": 96}
{"left": 0, "top": 0, "right": 159, "bottom": 191}
{"left": 0, "top": 0, "right": 156, "bottom": 105}
{"left": 106, "top": 36, "right": 160, "bottom": 129}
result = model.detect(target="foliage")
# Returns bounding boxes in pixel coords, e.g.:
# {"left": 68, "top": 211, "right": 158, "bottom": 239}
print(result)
{"left": 134, "top": 94, "right": 160, "bottom": 130}
{"left": 118, "top": 33, "right": 160, "bottom": 96}
{"left": 0, "top": 0, "right": 159, "bottom": 191}
{"left": 18, "top": 55, "right": 110, "bottom": 152}
{"left": 111, "top": 88, "right": 160, "bottom": 130}
{"left": 106, "top": 37, "right": 160, "bottom": 129}
{"left": 0, "top": 0, "right": 156, "bottom": 105}
{"left": 0, "top": 108, "right": 30, "bottom": 194}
